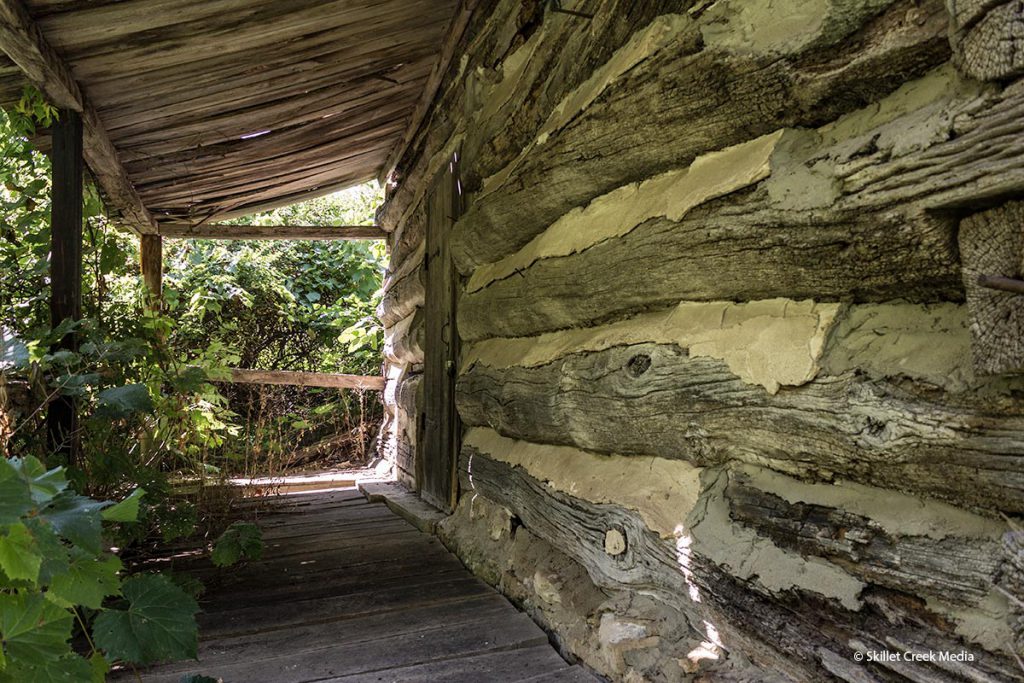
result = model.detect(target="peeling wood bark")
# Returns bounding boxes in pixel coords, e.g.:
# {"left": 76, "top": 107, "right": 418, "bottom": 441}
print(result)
{"left": 457, "top": 344, "right": 1024, "bottom": 513}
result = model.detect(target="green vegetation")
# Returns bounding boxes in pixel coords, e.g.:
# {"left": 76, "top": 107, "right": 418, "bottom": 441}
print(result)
{"left": 0, "top": 96, "right": 385, "bottom": 678}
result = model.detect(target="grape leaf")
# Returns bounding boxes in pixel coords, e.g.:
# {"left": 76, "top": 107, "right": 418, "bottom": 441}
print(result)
{"left": 40, "top": 492, "right": 107, "bottom": 555}
{"left": 93, "top": 574, "right": 199, "bottom": 665}
{"left": 0, "top": 653, "right": 93, "bottom": 683}
{"left": 0, "top": 593, "right": 72, "bottom": 668}
{"left": 101, "top": 488, "right": 145, "bottom": 523}
{"left": 0, "top": 523, "right": 42, "bottom": 583}
{"left": 96, "top": 384, "right": 154, "bottom": 419}
{"left": 211, "top": 522, "right": 263, "bottom": 568}
{"left": 0, "top": 459, "right": 32, "bottom": 525}
{"left": 47, "top": 549, "right": 121, "bottom": 610}
{"left": 12, "top": 457, "right": 67, "bottom": 505}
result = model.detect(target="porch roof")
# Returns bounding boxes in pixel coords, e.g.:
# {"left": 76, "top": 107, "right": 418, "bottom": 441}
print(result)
{"left": 0, "top": 0, "right": 464, "bottom": 232}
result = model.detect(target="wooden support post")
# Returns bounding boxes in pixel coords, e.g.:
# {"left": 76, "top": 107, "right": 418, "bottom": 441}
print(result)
{"left": 140, "top": 234, "right": 163, "bottom": 308}
{"left": 47, "top": 108, "right": 83, "bottom": 466}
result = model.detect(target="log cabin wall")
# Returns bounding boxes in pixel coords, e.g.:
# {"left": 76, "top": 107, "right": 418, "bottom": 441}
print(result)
{"left": 377, "top": 1, "right": 1024, "bottom": 680}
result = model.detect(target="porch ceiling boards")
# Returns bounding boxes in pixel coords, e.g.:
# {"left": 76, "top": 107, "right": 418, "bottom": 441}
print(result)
{"left": 0, "top": 0, "right": 460, "bottom": 230}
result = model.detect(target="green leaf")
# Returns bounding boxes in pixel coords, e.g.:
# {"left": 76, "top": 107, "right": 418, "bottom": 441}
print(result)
{"left": 101, "top": 488, "right": 145, "bottom": 523}
{"left": 180, "top": 675, "right": 220, "bottom": 683}
{"left": 0, "top": 524, "right": 42, "bottom": 583}
{"left": 89, "top": 653, "right": 110, "bottom": 683}
{"left": 40, "top": 492, "right": 107, "bottom": 555}
{"left": 0, "top": 653, "right": 93, "bottom": 683}
{"left": 0, "top": 459, "right": 33, "bottom": 525}
{"left": 0, "top": 593, "right": 73, "bottom": 668}
{"left": 93, "top": 574, "right": 199, "bottom": 665}
{"left": 47, "top": 549, "right": 122, "bottom": 609}
{"left": 210, "top": 522, "right": 263, "bottom": 568}
{"left": 9, "top": 457, "right": 67, "bottom": 506}
{"left": 96, "top": 384, "right": 154, "bottom": 419}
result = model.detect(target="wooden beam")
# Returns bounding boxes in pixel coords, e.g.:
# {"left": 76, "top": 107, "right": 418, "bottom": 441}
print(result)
{"left": 226, "top": 369, "right": 386, "bottom": 391}
{"left": 140, "top": 234, "right": 162, "bottom": 307}
{"left": 158, "top": 224, "right": 387, "bottom": 241}
{"left": 0, "top": 0, "right": 157, "bottom": 234}
{"left": 378, "top": 0, "right": 480, "bottom": 185}
{"left": 47, "top": 108, "right": 81, "bottom": 466}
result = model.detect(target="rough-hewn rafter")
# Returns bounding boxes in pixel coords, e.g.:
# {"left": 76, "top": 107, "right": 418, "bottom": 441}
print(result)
{"left": 378, "top": 0, "right": 480, "bottom": 187}
{"left": 158, "top": 223, "right": 387, "bottom": 240}
{"left": 0, "top": 0, "right": 157, "bottom": 234}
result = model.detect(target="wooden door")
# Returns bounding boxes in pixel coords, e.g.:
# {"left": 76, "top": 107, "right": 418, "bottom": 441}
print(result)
{"left": 419, "top": 154, "right": 462, "bottom": 512}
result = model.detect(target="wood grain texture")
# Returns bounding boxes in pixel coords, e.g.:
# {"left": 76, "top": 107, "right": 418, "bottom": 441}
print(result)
{"left": 449, "top": 0, "right": 951, "bottom": 272}
{"left": 457, "top": 343, "right": 1024, "bottom": 512}
{"left": 459, "top": 74, "right": 1024, "bottom": 341}
{"left": 0, "top": 0, "right": 156, "bottom": 232}
{"left": 458, "top": 191, "right": 960, "bottom": 341}
{"left": 952, "top": 0, "right": 1024, "bottom": 80}
{"left": 0, "top": 0, "right": 461, "bottom": 223}
{"left": 459, "top": 450, "right": 1024, "bottom": 683}
{"left": 159, "top": 224, "right": 386, "bottom": 241}
{"left": 118, "top": 488, "right": 581, "bottom": 682}
{"left": 226, "top": 368, "right": 385, "bottom": 391}
{"left": 139, "top": 233, "right": 161, "bottom": 306}
{"left": 959, "top": 200, "right": 1024, "bottom": 375}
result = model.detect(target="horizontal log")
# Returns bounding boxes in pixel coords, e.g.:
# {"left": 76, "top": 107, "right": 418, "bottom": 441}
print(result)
{"left": 225, "top": 368, "right": 385, "bottom": 391}
{"left": 459, "top": 69, "right": 1024, "bottom": 340}
{"left": 159, "top": 224, "right": 386, "bottom": 240}
{"left": 457, "top": 343, "right": 1024, "bottom": 513}
{"left": 725, "top": 471, "right": 1002, "bottom": 604}
{"left": 458, "top": 190, "right": 961, "bottom": 341}
{"left": 450, "top": 0, "right": 951, "bottom": 272}
{"left": 460, "top": 450, "right": 1024, "bottom": 682}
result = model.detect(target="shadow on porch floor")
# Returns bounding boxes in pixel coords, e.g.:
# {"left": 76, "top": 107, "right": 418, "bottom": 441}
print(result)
{"left": 117, "top": 487, "right": 596, "bottom": 682}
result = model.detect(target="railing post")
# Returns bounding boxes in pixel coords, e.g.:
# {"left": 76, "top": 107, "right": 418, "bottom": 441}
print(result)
{"left": 47, "top": 108, "right": 83, "bottom": 467}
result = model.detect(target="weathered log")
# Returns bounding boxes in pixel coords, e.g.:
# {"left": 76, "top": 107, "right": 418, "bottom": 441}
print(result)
{"left": 725, "top": 471, "right": 1002, "bottom": 604}
{"left": 383, "top": 308, "right": 424, "bottom": 366}
{"left": 158, "top": 223, "right": 386, "bottom": 241}
{"left": 450, "top": 0, "right": 951, "bottom": 272}
{"left": 226, "top": 368, "right": 385, "bottom": 391}
{"left": 959, "top": 200, "right": 1024, "bottom": 375}
{"left": 951, "top": 0, "right": 1024, "bottom": 81}
{"left": 459, "top": 72, "right": 1024, "bottom": 340}
{"left": 377, "top": 262, "right": 423, "bottom": 329}
{"left": 457, "top": 343, "right": 1024, "bottom": 512}
{"left": 458, "top": 191, "right": 960, "bottom": 341}
{"left": 460, "top": 450, "right": 1024, "bottom": 682}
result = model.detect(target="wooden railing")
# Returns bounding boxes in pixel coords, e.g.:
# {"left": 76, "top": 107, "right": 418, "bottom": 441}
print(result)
{"left": 224, "top": 368, "right": 385, "bottom": 391}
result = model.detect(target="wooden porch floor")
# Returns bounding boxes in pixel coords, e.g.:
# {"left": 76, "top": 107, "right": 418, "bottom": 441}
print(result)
{"left": 126, "top": 488, "right": 594, "bottom": 682}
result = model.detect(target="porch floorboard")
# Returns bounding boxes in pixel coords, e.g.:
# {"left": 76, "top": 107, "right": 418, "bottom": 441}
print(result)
{"left": 121, "top": 488, "right": 592, "bottom": 682}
